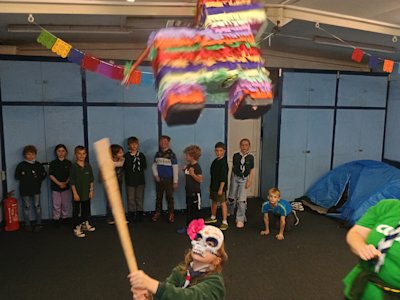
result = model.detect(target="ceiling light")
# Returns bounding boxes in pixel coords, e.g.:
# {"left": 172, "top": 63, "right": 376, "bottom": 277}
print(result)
{"left": 126, "top": 0, "right": 135, "bottom": 2}
{"left": 313, "top": 36, "right": 396, "bottom": 54}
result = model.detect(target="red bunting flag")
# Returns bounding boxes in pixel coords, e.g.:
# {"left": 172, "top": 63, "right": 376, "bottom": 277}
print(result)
{"left": 128, "top": 71, "right": 142, "bottom": 85}
{"left": 351, "top": 48, "right": 364, "bottom": 63}
{"left": 383, "top": 59, "right": 394, "bottom": 73}
{"left": 82, "top": 55, "right": 100, "bottom": 72}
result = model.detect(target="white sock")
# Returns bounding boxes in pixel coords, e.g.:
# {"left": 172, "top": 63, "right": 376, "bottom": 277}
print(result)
{"left": 222, "top": 220, "right": 228, "bottom": 225}
{"left": 211, "top": 215, "right": 216, "bottom": 220}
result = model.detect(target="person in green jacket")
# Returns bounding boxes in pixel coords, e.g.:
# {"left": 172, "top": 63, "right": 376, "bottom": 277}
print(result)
{"left": 129, "top": 219, "right": 228, "bottom": 300}
{"left": 343, "top": 199, "right": 400, "bottom": 300}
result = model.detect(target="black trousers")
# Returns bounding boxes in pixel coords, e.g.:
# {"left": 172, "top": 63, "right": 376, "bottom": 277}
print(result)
{"left": 72, "top": 201, "right": 91, "bottom": 227}
{"left": 186, "top": 193, "right": 201, "bottom": 226}
{"left": 155, "top": 178, "right": 174, "bottom": 213}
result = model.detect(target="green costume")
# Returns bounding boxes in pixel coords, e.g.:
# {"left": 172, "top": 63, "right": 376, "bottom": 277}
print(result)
{"left": 343, "top": 200, "right": 400, "bottom": 300}
{"left": 155, "top": 266, "right": 225, "bottom": 300}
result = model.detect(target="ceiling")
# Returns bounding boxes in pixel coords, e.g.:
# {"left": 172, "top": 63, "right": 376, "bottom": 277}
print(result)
{"left": 1, "top": 0, "right": 400, "bottom": 69}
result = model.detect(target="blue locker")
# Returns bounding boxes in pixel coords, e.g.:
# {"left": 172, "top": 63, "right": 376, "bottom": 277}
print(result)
{"left": 333, "top": 109, "right": 385, "bottom": 167}
{"left": 0, "top": 60, "right": 43, "bottom": 102}
{"left": 282, "top": 72, "right": 336, "bottom": 106}
{"left": 338, "top": 74, "right": 388, "bottom": 107}
{"left": 278, "top": 108, "right": 334, "bottom": 201}
{"left": 41, "top": 62, "right": 82, "bottom": 102}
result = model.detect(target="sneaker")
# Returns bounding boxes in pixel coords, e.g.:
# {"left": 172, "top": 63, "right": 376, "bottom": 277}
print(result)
{"left": 74, "top": 225, "right": 86, "bottom": 238}
{"left": 219, "top": 223, "right": 229, "bottom": 231}
{"left": 168, "top": 212, "right": 175, "bottom": 223}
{"left": 107, "top": 219, "right": 115, "bottom": 225}
{"left": 236, "top": 221, "right": 244, "bottom": 228}
{"left": 177, "top": 227, "right": 187, "bottom": 234}
{"left": 205, "top": 217, "right": 218, "bottom": 224}
{"left": 293, "top": 210, "right": 300, "bottom": 226}
{"left": 81, "top": 221, "right": 96, "bottom": 232}
{"left": 152, "top": 212, "right": 160, "bottom": 222}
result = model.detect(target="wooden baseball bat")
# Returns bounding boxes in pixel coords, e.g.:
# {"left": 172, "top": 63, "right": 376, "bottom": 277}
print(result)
{"left": 94, "top": 138, "right": 138, "bottom": 273}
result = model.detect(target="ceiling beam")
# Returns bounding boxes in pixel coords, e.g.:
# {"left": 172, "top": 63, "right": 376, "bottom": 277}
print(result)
{"left": 1, "top": 1, "right": 400, "bottom": 36}
{"left": 267, "top": 5, "right": 400, "bottom": 36}
{"left": 0, "top": 1, "right": 195, "bottom": 17}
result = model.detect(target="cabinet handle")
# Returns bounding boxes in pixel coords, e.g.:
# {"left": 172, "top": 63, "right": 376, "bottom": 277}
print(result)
{"left": 302, "top": 150, "right": 311, "bottom": 154}
{"left": 358, "top": 149, "right": 363, "bottom": 152}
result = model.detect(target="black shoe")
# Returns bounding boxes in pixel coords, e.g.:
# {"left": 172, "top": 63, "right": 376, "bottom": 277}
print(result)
{"left": 53, "top": 220, "right": 61, "bottom": 228}
{"left": 136, "top": 211, "right": 144, "bottom": 222}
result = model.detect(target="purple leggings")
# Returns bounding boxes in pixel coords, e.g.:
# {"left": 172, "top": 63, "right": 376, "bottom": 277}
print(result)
{"left": 52, "top": 190, "right": 70, "bottom": 220}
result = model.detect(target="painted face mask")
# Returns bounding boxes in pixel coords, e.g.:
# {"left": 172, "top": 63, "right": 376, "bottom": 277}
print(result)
{"left": 191, "top": 225, "right": 224, "bottom": 257}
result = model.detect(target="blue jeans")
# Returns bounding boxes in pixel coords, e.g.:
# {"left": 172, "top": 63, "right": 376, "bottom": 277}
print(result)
{"left": 228, "top": 174, "right": 248, "bottom": 222}
{"left": 22, "top": 194, "right": 42, "bottom": 226}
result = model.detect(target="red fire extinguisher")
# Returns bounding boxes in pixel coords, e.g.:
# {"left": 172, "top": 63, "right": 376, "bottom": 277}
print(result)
{"left": 3, "top": 190, "right": 20, "bottom": 231}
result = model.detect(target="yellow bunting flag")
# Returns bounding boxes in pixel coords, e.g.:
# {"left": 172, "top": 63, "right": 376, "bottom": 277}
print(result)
{"left": 51, "top": 38, "right": 72, "bottom": 58}
{"left": 383, "top": 59, "right": 394, "bottom": 73}
{"left": 37, "top": 30, "right": 57, "bottom": 49}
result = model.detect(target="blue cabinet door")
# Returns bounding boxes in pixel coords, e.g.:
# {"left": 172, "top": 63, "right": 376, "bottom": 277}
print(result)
{"left": 0, "top": 61, "right": 43, "bottom": 102}
{"left": 41, "top": 62, "right": 82, "bottom": 102}
{"left": 278, "top": 108, "right": 333, "bottom": 201}
{"left": 337, "top": 74, "right": 388, "bottom": 107}
{"left": 282, "top": 72, "right": 336, "bottom": 106}
{"left": 333, "top": 109, "right": 385, "bottom": 167}
{"left": 162, "top": 107, "right": 225, "bottom": 210}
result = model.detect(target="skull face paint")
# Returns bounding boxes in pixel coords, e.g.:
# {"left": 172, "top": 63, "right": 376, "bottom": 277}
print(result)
{"left": 191, "top": 225, "right": 224, "bottom": 257}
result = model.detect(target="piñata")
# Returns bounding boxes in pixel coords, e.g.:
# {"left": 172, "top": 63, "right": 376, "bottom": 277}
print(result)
{"left": 135, "top": 0, "right": 274, "bottom": 125}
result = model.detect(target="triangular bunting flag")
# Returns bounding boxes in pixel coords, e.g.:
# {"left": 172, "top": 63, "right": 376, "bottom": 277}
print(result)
{"left": 351, "top": 48, "right": 364, "bottom": 63}
{"left": 96, "top": 61, "right": 115, "bottom": 78}
{"left": 82, "top": 55, "right": 100, "bottom": 72}
{"left": 67, "top": 48, "right": 85, "bottom": 65}
{"left": 128, "top": 71, "right": 142, "bottom": 85}
{"left": 383, "top": 59, "right": 394, "bottom": 73}
{"left": 37, "top": 30, "right": 57, "bottom": 49}
{"left": 368, "top": 56, "right": 379, "bottom": 69}
{"left": 51, "top": 38, "right": 72, "bottom": 58}
{"left": 111, "top": 66, "right": 124, "bottom": 80}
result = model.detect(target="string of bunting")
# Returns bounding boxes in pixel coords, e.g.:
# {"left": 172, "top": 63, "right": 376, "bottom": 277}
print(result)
{"left": 316, "top": 23, "right": 398, "bottom": 73}
{"left": 30, "top": 15, "right": 154, "bottom": 85}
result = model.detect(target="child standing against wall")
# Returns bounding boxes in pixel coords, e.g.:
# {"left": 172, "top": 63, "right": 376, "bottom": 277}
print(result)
{"left": 205, "top": 142, "right": 229, "bottom": 231}
{"left": 152, "top": 135, "right": 178, "bottom": 223}
{"left": 177, "top": 145, "right": 203, "bottom": 233}
{"left": 105, "top": 144, "right": 125, "bottom": 224}
{"left": 124, "top": 137, "right": 147, "bottom": 223}
{"left": 70, "top": 145, "right": 95, "bottom": 238}
{"left": 227, "top": 138, "right": 254, "bottom": 229}
{"left": 49, "top": 144, "right": 72, "bottom": 227}
{"left": 15, "top": 145, "right": 47, "bottom": 232}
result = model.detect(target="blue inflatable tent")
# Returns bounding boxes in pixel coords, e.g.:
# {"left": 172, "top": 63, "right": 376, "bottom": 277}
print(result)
{"left": 304, "top": 160, "right": 400, "bottom": 224}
